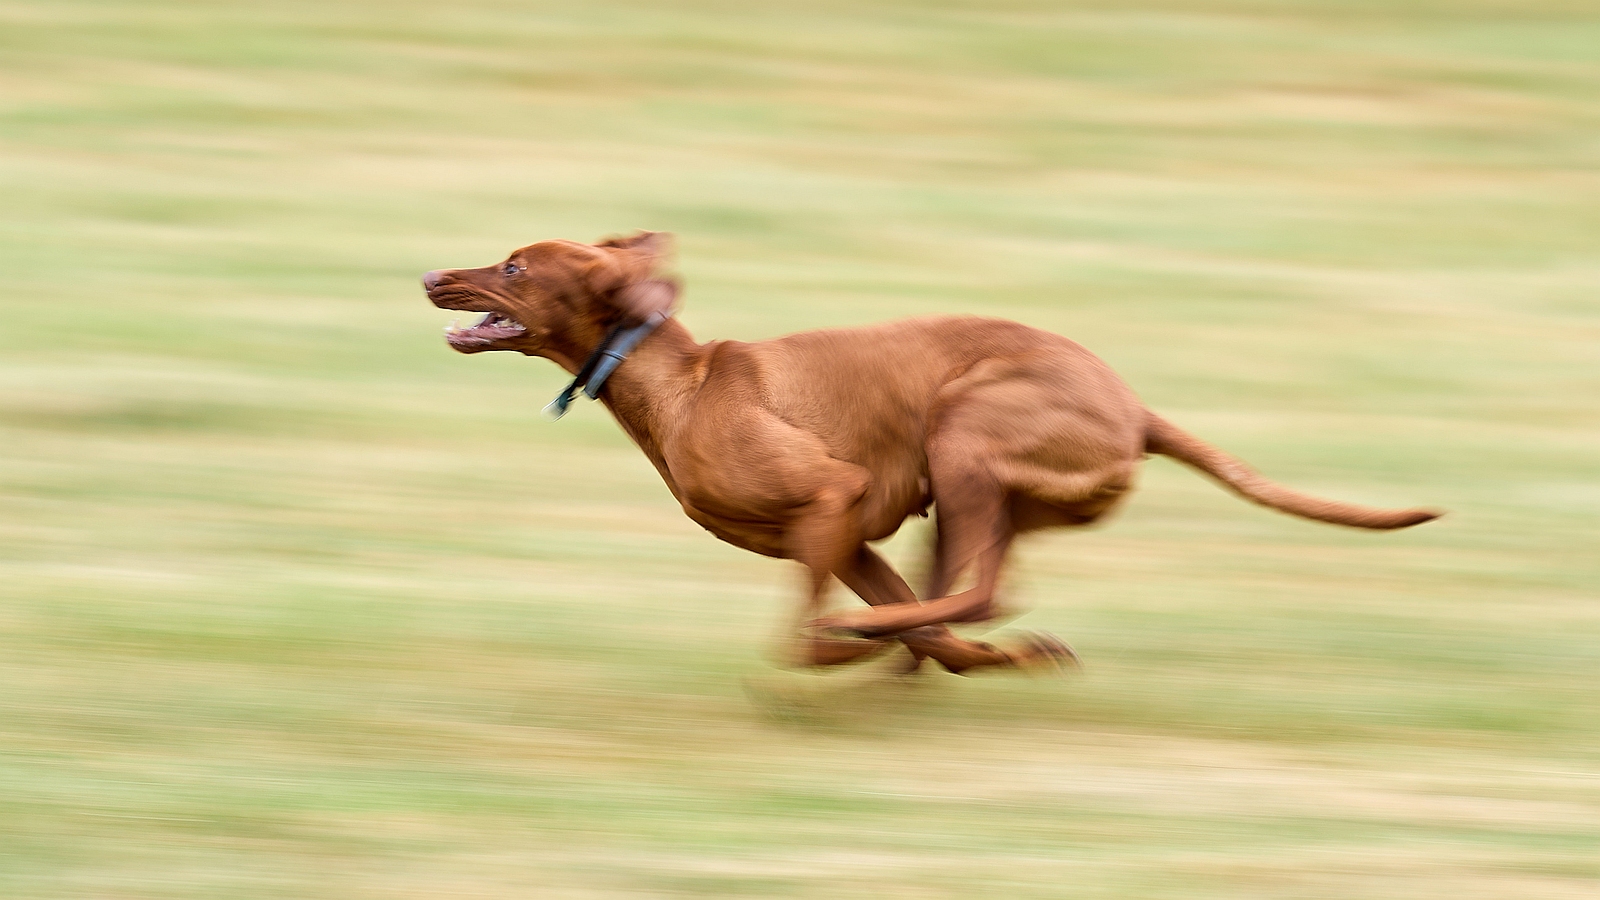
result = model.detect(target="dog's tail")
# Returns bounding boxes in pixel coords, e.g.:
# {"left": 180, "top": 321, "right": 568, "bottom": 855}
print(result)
{"left": 1144, "top": 413, "right": 1440, "bottom": 530}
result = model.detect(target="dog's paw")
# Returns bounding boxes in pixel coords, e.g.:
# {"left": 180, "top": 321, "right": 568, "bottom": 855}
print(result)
{"left": 1007, "top": 631, "right": 1082, "bottom": 675}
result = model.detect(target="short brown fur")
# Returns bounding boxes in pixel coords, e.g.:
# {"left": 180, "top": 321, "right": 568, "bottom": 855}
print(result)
{"left": 424, "top": 233, "right": 1439, "bottom": 674}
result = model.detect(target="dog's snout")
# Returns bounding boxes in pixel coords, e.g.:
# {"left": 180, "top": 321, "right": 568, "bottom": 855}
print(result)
{"left": 422, "top": 270, "right": 447, "bottom": 292}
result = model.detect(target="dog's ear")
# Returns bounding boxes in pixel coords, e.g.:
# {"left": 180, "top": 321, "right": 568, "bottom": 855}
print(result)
{"left": 588, "top": 231, "right": 680, "bottom": 321}
{"left": 595, "top": 230, "right": 671, "bottom": 255}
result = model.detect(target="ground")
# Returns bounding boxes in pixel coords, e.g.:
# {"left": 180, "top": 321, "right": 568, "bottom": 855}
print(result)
{"left": 0, "top": 1, "right": 1597, "bottom": 897}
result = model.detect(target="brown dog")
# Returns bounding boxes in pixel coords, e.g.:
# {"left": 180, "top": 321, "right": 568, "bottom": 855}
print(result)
{"left": 423, "top": 232, "right": 1438, "bottom": 674}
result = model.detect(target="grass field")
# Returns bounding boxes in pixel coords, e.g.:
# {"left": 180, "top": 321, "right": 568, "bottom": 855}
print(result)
{"left": 2, "top": 1, "right": 1598, "bottom": 897}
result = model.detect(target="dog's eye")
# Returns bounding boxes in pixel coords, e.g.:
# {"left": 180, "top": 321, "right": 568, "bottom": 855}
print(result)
{"left": 502, "top": 262, "right": 521, "bottom": 277}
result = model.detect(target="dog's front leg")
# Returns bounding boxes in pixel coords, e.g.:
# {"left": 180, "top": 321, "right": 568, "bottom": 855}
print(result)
{"left": 775, "top": 477, "right": 893, "bottom": 669}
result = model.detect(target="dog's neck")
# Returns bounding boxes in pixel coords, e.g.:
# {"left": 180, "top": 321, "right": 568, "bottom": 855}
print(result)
{"left": 542, "top": 317, "right": 708, "bottom": 465}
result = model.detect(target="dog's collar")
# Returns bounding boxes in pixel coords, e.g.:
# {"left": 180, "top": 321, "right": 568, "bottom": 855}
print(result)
{"left": 543, "top": 311, "right": 671, "bottom": 420}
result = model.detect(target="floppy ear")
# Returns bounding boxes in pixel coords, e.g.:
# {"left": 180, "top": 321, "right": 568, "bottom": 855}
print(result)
{"left": 595, "top": 230, "right": 671, "bottom": 254}
{"left": 611, "top": 276, "right": 680, "bottom": 321}
{"left": 587, "top": 231, "right": 680, "bottom": 322}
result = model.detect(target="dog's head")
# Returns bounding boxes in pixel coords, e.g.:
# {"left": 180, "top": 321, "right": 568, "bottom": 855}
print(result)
{"left": 423, "top": 231, "right": 679, "bottom": 361}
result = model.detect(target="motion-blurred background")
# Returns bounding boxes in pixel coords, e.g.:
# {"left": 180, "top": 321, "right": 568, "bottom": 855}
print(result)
{"left": 2, "top": 1, "right": 1597, "bottom": 897}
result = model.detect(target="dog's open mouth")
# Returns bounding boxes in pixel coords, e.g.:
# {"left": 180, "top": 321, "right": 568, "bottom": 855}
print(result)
{"left": 443, "top": 312, "right": 526, "bottom": 348}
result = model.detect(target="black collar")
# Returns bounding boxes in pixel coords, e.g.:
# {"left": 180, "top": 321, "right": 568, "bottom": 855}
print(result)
{"left": 543, "top": 312, "right": 670, "bottom": 420}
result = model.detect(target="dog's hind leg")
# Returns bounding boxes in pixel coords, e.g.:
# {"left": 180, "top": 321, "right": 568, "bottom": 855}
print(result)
{"left": 781, "top": 486, "right": 1010, "bottom": 671}
{"left": 829, "top": 545, "right": 927, "bottom": 671}
{"left": 786, "top": 580, "right": 895, "bottom": 669}
{"left": 809, "top": 433, "right": 1015, "bottom": 639}
{"left": 836, "top": 545, "right": 1064, "bottom": 675}
{"left": 803, "top": 407, "right": 1079, "bottom": 673}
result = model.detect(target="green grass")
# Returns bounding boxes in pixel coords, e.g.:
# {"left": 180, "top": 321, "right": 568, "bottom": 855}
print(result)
{"left": 2, "top": 1, "right": 1598, "bottom": 897}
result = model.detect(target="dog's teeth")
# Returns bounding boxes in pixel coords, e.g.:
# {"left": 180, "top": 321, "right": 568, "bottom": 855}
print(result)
{"left": 444, "top": 318, "right": 460, "bottom": 334}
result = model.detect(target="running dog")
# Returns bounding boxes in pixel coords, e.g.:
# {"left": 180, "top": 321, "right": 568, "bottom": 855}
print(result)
{"left": 423, "top": 232, "right": 1438, "bottom": 673}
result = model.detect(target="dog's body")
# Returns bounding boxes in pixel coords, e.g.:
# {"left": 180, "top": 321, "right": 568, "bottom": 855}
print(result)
{"left": 425, "top": 233, "right": 1438, "bottom": 674}
{"left": 616, "top": 315, "right": 1145, "bottom": 556}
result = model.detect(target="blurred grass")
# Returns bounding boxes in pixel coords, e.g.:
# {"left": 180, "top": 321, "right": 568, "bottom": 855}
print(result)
{"left": 2, "top": 0, "right": 1598, "bottom": 897}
